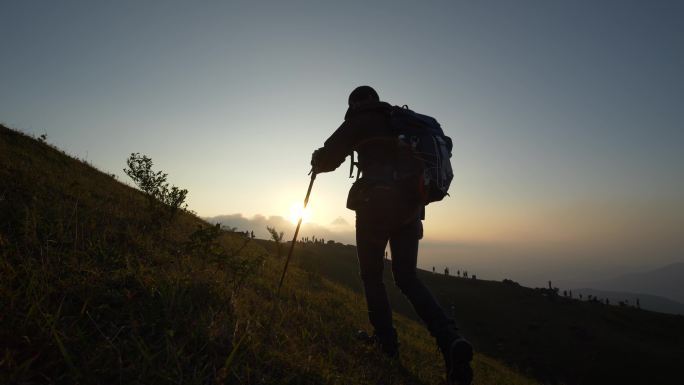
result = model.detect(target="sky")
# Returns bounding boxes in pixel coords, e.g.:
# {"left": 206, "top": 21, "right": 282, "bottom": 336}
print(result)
{"left": 2, "top": 0, "right": 683, "bottom": 287}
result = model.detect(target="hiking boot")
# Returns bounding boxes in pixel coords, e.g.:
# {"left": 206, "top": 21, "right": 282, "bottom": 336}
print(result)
{"left": 444, "top": 337, "right": 473, "bottom": 385}
{"left": 356, "top": 329, "right": 399, "bottom": 359}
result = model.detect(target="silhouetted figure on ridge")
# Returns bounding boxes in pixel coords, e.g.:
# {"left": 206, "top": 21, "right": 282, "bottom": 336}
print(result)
{"left": 310, "top": 86, "right": 472, "bottom": 384}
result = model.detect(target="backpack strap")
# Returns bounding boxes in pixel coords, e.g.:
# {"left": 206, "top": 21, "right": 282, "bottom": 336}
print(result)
{"left": 349, "top": 151, "right": 361, "bottom": 179}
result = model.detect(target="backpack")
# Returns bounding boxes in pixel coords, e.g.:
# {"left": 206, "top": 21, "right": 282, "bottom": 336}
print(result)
{"left": 388, "top": 105, "right": 453, "bottom": 204}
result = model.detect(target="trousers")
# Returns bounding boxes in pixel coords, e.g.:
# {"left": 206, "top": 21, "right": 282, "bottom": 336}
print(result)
{"left": 355, "top": 210, "right": 457, "bottom": 349}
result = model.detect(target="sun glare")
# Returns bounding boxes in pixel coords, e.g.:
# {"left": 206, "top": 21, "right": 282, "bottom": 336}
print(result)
{"left": 289, "top": 202, "right": 312, "bottom": 224}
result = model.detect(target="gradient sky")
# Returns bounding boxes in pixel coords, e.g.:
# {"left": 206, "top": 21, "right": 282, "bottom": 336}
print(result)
{"left": 2, "top": 1, "right": 683, "bottom": 285}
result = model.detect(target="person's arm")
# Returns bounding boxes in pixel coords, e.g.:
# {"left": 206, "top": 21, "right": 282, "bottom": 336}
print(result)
{"left": 311, "top": 119, "right": 360, "bottom": 173}
{"left": 311, "top": 102, "right": 389, "bottom": 173}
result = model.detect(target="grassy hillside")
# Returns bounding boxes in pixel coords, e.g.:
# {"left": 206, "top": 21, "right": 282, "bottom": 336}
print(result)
{"left": 0, "top": 124, "right": 538, "bottom": 384}
{"left": 292, "top": 240, "right": 684, "bottom": 385}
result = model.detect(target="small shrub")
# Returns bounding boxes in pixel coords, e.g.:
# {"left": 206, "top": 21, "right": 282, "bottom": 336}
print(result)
{"left": 184, "top": 223, "right": 264, "bottom": 293}
{"left": 185, "top": 223, "right": 224, "bottom": 258}
{"left": 123, "top": 153, "right": 188, "bottom": 222}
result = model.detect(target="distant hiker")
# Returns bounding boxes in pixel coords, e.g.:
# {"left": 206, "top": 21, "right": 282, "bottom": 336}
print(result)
{"left": 433, "top": 266, "right": 436, "bottom": 273}
{"left": 445, "top": 267, "right": 450, "bottom": 276}
{"left": 310, "top": 86, "right": 472, "bottom": 384}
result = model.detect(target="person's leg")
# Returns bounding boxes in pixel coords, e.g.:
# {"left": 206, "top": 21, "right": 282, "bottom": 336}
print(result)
{"left": 389, "top": 219, "right": 457, "bottom": 349}
{"left": 390, "top": 218, "right": 472, "bottom": 384}
{"left": 355, "top": 212, "right": 397, "bottom": 354}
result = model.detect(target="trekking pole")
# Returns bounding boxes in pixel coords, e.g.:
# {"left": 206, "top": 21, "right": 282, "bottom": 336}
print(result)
{"left": 276, "top": 170, "right": 316, "bottom": 296}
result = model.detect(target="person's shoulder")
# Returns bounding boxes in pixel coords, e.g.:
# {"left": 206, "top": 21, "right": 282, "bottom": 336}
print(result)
{"left": 344, "top": 101, "right": 392, "bottom": 121}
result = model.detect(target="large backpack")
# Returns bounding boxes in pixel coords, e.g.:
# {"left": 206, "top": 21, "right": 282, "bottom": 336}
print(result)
{"left": 388, "top": 105, "right": 454, "bottom": 204}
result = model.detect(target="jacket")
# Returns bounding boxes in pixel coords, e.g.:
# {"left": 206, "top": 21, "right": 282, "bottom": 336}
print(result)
{"left": 313, "top": 101, "right": 425, "bottom": 219}
{"left": 313, "top": 101, "right": 393, "bottom": 175}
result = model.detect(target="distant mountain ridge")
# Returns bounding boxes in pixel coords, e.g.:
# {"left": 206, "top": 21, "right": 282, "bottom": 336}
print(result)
{"left": 580, "top": 262, "right": 684, "bottom": 303}
{"left": 573, "top": 288, "right": 684, "bottom": 315}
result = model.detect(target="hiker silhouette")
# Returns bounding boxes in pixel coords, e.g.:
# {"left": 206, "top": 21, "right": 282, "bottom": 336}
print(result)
{"left": 310, "top": 86, "right": 473, "bottom": 385}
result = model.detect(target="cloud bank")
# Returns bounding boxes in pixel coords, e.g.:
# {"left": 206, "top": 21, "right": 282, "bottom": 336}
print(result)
{"left": 205, "top": 213, "right": 356, "bottom": 245}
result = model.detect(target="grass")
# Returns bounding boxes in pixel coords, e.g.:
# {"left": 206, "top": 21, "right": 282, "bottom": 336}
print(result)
{"left": 227, "top": 256, "right": 539, "bottom": 385}
{"left": 0, "top": 123, "right": 539, "bottom": 384}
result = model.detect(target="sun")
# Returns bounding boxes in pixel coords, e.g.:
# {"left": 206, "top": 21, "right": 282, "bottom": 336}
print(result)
{"left": 289, "top": 202, "right": 312, "bottom": 224}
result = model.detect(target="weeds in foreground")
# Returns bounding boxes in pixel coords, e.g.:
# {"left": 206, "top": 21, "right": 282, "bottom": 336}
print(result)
{"left": 266, "top": 226, "right": 284, "bottom": 258}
